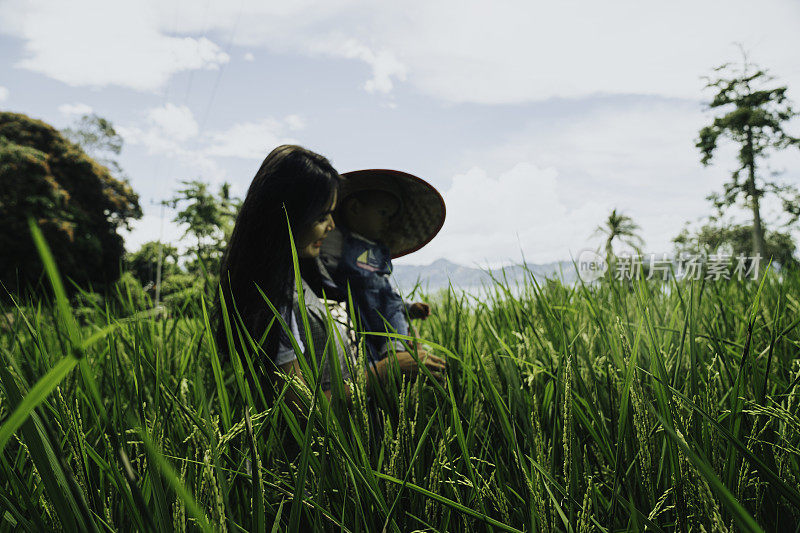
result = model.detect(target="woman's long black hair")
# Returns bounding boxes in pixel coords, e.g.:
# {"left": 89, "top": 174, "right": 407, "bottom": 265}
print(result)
{"left": 215, "top": 145, "right": 339, "bottom": 377}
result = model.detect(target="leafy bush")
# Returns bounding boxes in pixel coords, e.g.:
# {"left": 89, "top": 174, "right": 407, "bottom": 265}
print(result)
{"left": 0, "top": 112, "right": 141, "bottom": 294}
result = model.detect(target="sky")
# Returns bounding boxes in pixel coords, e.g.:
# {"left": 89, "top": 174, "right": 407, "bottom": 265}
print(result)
{"left": 1, "top": 0, "right": 799, "bottom": 267}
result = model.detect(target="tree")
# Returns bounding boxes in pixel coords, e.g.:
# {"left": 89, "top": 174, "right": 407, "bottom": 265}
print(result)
{"left": 0, "top": 112, "right": 141, "bottom": 294}
{"left": 167, "top": 180, "right": 239, "bottom": 274}
{"left": 62, "top": 114, "right": 125, "bottom": 177}
{"left": 126, "top": 241, "right": 180, "bottom": 288}
{"left": 594, "top": 208, "right": 644, "bottom": 258}
{"left": 593, "top": 208, "right": 644, "bottom": 281}
{"left": 697, "top": 54, "right": 800, "bottom": 260}
{"left": 673, "top": 221, "right": 797, "bottom": 270}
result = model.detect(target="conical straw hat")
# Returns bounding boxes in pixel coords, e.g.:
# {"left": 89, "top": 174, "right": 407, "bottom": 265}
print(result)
{"left": 340, "top": 169, "right": 446, "bottom": 258}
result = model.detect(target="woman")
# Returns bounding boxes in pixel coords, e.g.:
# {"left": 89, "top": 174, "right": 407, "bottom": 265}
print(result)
{"left": 216, "top": 145, "right": 445, "bottom": 412}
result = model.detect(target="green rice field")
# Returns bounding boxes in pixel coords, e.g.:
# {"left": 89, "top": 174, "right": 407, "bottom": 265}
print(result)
{"left": 1, "top": 230, "right": 799, "bottom": 532}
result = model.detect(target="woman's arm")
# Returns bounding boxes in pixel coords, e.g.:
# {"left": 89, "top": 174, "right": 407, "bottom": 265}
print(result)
{"left": 277, "top": 349, "right": 446, "bottom": 412}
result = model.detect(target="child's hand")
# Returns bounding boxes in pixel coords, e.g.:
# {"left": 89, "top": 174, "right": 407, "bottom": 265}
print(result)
{"left": 408, "top": 302, "right": 430, "bottom": 320}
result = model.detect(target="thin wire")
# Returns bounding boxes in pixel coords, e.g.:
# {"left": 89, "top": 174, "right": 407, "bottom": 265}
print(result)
{"left": 154, "top": 0, "right": 213, "bottom": 238}
{"left": 197, "top": 0, "right": 245, "bottom": 137}
{"left": 148, "top": 0, "right": 184, "bottom": 213}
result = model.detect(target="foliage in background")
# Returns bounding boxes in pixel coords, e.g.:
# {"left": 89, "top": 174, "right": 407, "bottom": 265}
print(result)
{"left": 123, "top": 179, "right": 242, "bottom": 312}
{"left": 167, "top": 180, "right": 240, "bottom": 276}
{"left": 674, "top": 220, "right": 798, "bottom": 269}
{"left": 697, "top": 54, "right": 800, "bottom": 259}
{"left": 593, "top": 208, "right": 645, "bottom": 280}
{"left": 125, "top": 240, "right": 180, "bottom": 289}
{"left": 0, "top": 112, "right": 141, "bottom": 295}
{"left": 61, "top": 114, "right": 125, "bottom": 178}
{"left": 594, "top": 208, "right": 644, "bottom": 257}
{"left": 124, "top": 241, "right": 206, "bottom": 309}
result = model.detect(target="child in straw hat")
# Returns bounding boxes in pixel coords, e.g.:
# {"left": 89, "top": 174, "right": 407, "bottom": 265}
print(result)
{"left": 320, "top": 169, "right": 446, "bottom": 363}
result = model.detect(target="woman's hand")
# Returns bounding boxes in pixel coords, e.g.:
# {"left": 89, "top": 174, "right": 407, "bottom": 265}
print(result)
{"left": 392, "top": 349, "right": 446, "bottom": 381}
{"left": 280, "top": 348, "right": 447, "bottom": 412}
{"left": 365, "top": 349, "right": 446, "bottom": 396}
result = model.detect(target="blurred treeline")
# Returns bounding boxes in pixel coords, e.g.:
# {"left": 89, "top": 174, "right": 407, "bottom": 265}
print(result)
{"left": 1, "top": 111, "right": 239, "bottom": 311}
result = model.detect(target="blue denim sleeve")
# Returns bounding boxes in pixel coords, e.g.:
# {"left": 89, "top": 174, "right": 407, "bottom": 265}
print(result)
{"left": 382, "top": 279, "right": 409, "bottom": 337}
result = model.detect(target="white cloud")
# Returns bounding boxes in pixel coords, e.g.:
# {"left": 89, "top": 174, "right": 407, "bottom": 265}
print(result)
{"left": 58, "top": 102, "right": 93, "bottom": 116}
{"left": 0, "top": 86, "right": 8, "bottom": 102}
{"left": 118, "top": 103, "right": 196, "bottom": 154}
{"left": 4, "top": 0, "right": 798, "bottom": 100}
{"left": 399, "top": 98, "right": 800, "bottom": 265}
{"left": 405, "top": 163, "right": 608, "bottom": 266}
{"left": 284, "top": 114, "right": 305, "bottom": 131}
{"left": 311, "top": 37, "right": 407, "bottom": 94}
{"left": 146, "top": 103, "right": 199, "bottom": 142}
{"left": 205, "top": 116, "right": 304, "bottom": 159}
{"left": 243, "top": 52, "right": 255, "bottom": 62}
{"left": 117, "top": 103, "right": 222, "bottom": 179}
{"left": 482, "top": 100, "right": 720, "bottom": 193}
{"left": 0, "top": 0, "right": 229, "bottom": 92}
{"left": 374, "top": 0, "right": 800, "bottom": 103}
{"left": 120, "top": 121, "right": 223, "bottom": 179}
{"left": 118, "top": 103, "right": 305, "bottom": 184}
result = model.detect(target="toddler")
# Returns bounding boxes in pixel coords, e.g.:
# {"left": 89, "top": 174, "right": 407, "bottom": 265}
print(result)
{"left": 321, "top": 187, "right": 431, "bottom": 362}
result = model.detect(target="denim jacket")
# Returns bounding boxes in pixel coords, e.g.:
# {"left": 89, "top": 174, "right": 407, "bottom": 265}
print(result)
{"left": 324, "top": 229, "right": 409, "bottom": 362}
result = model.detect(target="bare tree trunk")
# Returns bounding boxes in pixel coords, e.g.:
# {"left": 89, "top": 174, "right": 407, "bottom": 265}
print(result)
{"left": 746, "top": 128, "right": 766, "bottom": 262}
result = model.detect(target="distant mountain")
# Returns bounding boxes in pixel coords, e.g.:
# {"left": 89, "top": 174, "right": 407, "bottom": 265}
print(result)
{"left": 391, "top": 258, "right": 578, "bottom": 295}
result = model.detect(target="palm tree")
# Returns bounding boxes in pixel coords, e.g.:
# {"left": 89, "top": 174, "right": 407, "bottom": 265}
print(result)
{"left": 594, "top": 209, "right": 645, "bottom": 273}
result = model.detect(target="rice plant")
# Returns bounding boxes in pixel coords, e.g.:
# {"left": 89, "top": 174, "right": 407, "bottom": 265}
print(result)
{"left": 1, "top": 230, "right": 799, "bottom": 531}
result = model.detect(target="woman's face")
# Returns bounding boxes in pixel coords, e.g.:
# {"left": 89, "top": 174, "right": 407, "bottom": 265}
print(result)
{"left": 296, "top": 189, "right": 337, "bottom": 258}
